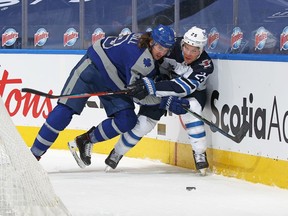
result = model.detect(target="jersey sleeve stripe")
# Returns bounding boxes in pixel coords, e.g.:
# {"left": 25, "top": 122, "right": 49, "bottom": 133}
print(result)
{"left": 174, "top": 77, "right": 196, "bottom": 95}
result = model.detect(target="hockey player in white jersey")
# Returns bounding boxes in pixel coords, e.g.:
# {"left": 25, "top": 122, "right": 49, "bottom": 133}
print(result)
{"left": 30, "top": 25, "right": 178, "bottom": 166}
{"left": 106, "top": 26, "right": 214, "bottom": 175}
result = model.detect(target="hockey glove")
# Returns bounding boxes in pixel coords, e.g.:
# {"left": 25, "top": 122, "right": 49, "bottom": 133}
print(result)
{"left": 128, "top": 77, "right": 156, "bottom": 100}
{"left": 159, "top": 96, "right": 190, "bottom": 115}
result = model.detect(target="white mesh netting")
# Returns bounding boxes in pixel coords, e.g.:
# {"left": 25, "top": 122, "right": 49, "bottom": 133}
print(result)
{"left": 0, "top": 98, "right": 70, "bottom": 216}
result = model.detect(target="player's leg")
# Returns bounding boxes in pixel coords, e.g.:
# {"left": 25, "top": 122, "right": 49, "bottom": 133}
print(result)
{"left": 105, "top": 115, "right": 158, "bottom": 169}
{"left": 31, "top": 55, "right": 94, "bottom": 160}
{"left": 31, "top": 104, "right": 76, "bottom": 160}
{"left": 69, "top": 94, "right": 138, "bottom": 166}
{"left": 180, "top": 96, "right": 209, "bottom": 174}
{"left": 69, "top": 108, "right": 138, "bottom": 166}
{"left": 105, "top": 105, "right": 165, "bottom": 169}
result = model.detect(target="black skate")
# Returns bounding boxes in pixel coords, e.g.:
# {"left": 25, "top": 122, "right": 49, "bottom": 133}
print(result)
{"left": 68, "top": 127, "right": 95, "bottom": 168}
{"left": 193, "top": 151, "right": 209, "bottom": 175}
{"left": 105, "top": 148, "right": 123, "bottom": 171}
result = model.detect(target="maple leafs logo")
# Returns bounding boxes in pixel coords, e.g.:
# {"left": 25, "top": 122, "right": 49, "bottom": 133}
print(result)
{"left": 143, "top": 58, "right": 152, "bottom": 67}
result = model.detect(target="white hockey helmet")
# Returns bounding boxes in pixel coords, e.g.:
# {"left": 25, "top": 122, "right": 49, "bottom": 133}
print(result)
{"left": 182, "top": 26, "right": 207, "bottom": 54}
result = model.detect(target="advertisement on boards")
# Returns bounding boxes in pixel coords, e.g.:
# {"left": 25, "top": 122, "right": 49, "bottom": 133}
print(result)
{"left": 1, "top": 53, "right": 288, "bottom": 161}
{"left": 206, "top": 59, "right": 288, "bottom": 161}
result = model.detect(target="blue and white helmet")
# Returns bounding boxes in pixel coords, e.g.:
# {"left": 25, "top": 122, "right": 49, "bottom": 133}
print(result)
{"left": 151, "top": 24, "right": 175, "bottom": 49}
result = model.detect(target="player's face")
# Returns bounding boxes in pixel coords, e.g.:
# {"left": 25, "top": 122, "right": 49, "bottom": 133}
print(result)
{"left": 182, "top": 43, "right": 200, "bottom": 64}
{"left": 151, "top": 43, "right": 170, "bottom": 60}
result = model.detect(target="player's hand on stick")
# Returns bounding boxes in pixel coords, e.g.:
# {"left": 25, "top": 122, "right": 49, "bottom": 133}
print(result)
{"left": 160, "top": 96, "right": 190, "bottom": 115}
{"left": 128, "top": 77, "right": 156, "bottom": 100}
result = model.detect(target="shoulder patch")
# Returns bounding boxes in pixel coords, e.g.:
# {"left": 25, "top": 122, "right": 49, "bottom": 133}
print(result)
{"left": 199, "top": 59, "right": 212, "bottom": 68}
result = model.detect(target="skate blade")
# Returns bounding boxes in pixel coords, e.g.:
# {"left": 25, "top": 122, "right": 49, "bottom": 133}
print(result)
{"left": 68, "top": 141, "right": 86, "bottom": 169}
{"left": 104, "top": 165, "right": 112, "bottom": 172}
{"left": 199, "top": 168, "right": 207, "bottom": 176}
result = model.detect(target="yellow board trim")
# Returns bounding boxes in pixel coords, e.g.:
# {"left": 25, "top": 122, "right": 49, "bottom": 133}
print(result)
{"left": 17, "top": 126, "right": 288, "bottom": 189}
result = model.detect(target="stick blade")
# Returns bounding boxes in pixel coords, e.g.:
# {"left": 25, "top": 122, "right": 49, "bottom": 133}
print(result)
{"left": 233, "top": 121, "right": 250, "bottom": 143}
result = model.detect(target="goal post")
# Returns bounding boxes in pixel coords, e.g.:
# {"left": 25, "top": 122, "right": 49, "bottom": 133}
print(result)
{"left": 0, "top": 97, "right": 70, "bottom": 216}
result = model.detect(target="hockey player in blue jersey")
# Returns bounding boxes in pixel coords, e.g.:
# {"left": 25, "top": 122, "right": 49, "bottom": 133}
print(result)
{"left": 30, "top": 24, "right": 182, "bottom": 165}
{"left": 105, "top": 26, "right": 214, "bottom": 175}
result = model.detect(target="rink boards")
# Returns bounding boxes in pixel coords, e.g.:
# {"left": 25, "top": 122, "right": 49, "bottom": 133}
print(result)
{"left": 1, "top": 51, "right": 288, "bottom": 189}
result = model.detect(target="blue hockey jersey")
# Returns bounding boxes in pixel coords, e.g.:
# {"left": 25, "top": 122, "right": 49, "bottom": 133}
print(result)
{"left": 87, "top": 33, "right": 157, "bottom": 91}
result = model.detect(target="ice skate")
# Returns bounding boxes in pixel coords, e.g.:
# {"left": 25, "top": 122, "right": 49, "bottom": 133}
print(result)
{"left": 193, "top": 151, "right": 209, "bottom": 176}
{"left": 68, "top": 127, "right": 95, "bottom": 168}
{"left": 105, "top": 148, "right": 123, "bottom": 170}
{"left": 68, "top": 140, "right": 86, "bottom": 169}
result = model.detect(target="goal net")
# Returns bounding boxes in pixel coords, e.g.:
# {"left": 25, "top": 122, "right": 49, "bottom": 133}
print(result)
{"left": 0, "top": 97, "right": 70, "bottom": 216}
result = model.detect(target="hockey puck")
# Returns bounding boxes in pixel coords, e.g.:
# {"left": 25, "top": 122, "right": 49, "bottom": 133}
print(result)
{"left": 186, "top": 187, "right": 196, "bottom": 191}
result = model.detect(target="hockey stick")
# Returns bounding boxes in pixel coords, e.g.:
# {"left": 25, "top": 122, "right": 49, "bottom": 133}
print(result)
{"left": 183, "top": 107, "right": 249, "bottom": 143}
{"left": 21, "top": 88, "right": 130, "bottom": 99}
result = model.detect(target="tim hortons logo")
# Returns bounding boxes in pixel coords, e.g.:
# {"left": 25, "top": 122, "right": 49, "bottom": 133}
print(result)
{"left": 0, "top": 69, "right": 52, "bottom": 118}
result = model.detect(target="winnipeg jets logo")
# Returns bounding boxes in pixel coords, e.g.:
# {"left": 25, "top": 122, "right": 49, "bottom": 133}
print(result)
{"left": 143, "top": 58, "right": 152, "bottom": 67}
{"left": 199, "top": 59, "right": 212, "bottom": 68}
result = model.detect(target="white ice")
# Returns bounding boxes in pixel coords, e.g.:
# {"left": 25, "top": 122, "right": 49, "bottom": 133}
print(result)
{"left": 41, "top": 150, "right": 288, "bottom": 216}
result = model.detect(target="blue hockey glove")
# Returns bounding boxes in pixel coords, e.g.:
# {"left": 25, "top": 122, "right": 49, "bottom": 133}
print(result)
{"left": 159, "top": 96, "right": 190, "bottom": 115}
{"left": 128, "top": 77, "right": 156, "bottom": 100}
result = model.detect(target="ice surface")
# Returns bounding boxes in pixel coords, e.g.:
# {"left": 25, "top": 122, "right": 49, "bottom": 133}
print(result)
{"left": 40, "top": 150, "right": 288, "bottom": 216}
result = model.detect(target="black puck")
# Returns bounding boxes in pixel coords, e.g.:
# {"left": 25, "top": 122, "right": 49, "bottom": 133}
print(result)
{"left": 186, "top": 187, "right": 196, "bottom": 191}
